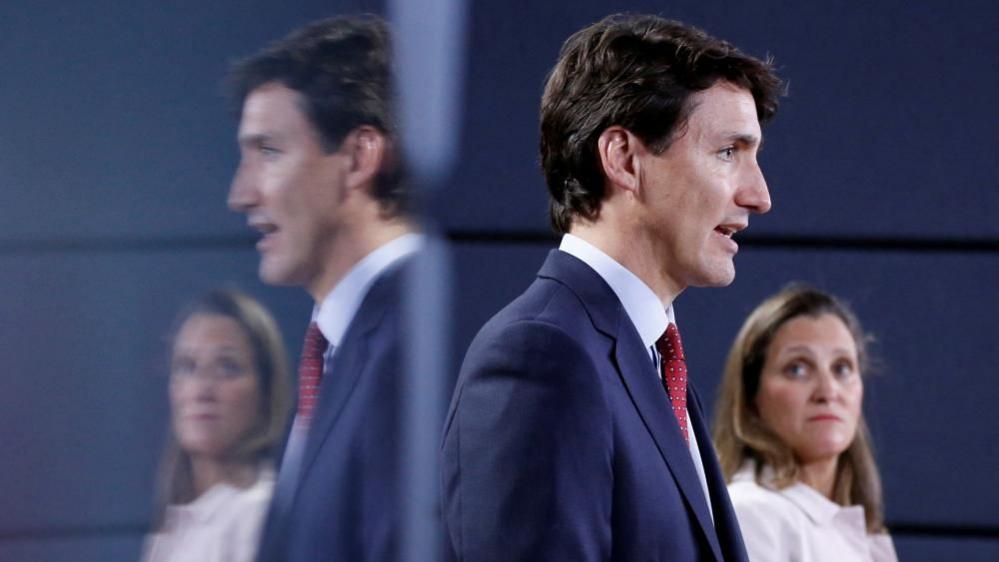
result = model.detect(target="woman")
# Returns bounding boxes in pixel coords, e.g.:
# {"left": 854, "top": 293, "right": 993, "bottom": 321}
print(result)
{"left": 143, "top": 289, "right": 291, "bottom": 562}
{"left": 713, "top": 286, "right": 897, "bottom": 562}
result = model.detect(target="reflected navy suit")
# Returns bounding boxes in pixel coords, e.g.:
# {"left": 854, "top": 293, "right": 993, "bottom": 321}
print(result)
{"left": 442, "top": 250, "right": 749, "bottom": 562}
{"left": 256, "top": 259, "right": 408, "bottom": 562}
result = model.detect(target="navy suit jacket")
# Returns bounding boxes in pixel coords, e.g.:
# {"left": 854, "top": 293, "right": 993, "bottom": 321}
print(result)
{"left": 256, "top": 259, "right": 410, "bottom": 562}
{"left": 441, "top": 250, "right": 749, "bottom": 562}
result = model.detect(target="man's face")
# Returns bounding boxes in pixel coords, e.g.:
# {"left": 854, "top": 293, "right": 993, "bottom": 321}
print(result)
{"left": 635, "top": 81, "right": 771, "bottom": 292}
{"left": 228, "top": 81, "right": 349, "bottom": 292}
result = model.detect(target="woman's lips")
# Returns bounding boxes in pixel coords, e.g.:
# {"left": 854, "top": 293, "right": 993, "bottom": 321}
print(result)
{"left": 807, "top": 414, "right": 841, "bottom": 422}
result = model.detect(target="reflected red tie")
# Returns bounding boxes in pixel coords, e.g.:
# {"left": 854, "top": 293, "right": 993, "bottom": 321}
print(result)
{"left": 297, "top": 322, "right": 328, "bottom": 427}
{"left": 656, "top": 323, "right": 688, "bottom": 444}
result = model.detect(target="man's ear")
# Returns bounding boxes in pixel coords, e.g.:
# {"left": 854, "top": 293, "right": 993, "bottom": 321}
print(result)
{"left": 597, "top": 126, "right": 645, "bottom": 197}
{"left": 343, "top": 125, "right": 391, "bottom": 193}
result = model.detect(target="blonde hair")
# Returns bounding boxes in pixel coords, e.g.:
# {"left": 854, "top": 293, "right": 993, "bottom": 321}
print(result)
{"left": 155, "top": 289, "right": 291, "bottom": 513}
{"left": 712, "top": 284, "right": 887, "bottom": 533}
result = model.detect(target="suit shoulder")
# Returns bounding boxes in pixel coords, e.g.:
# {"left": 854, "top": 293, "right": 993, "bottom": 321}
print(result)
{"left": 465, "top": 314, "right": 594, "bottom": 379}
{"left": 477, "top": 276, "right": 594, "bottom": 339}
{"left": 467, "top": 277, "right": 602, "bottom": 359}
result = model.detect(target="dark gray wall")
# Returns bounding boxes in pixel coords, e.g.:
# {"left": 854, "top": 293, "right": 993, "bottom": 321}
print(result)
{"left": 0, "top": 1, "right": 995, "bottom": 560}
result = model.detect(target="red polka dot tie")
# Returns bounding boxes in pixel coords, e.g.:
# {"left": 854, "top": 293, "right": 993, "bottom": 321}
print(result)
{"left": 656, "top": 323, "right": 688, "bottom": 445}
{"left": 297, "top": 322, "right": 328, "bottom": 427}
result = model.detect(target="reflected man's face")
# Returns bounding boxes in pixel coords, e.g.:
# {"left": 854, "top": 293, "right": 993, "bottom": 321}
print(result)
{"left": 228, "top": 81, "right": 350, "bottom": 293}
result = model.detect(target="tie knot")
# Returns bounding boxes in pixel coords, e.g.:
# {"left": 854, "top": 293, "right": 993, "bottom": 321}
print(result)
{"left": 302, "top": 322, "right": 328, "bottom": 361}
{"left": 656, "top": 323, "right": 685, "bottom": 362}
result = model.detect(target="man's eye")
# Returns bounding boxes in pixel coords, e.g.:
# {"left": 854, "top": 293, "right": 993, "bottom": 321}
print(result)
{"left": 260, "top": 146, "right": 280, "bottom": 156}
{"left": 719, "top": 147, "right": 735, "bottom": 161}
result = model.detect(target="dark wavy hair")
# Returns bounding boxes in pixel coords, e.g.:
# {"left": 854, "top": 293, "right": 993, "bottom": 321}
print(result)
{"left": 226, "top": 14, "right": 407, "bottom": 214}
{"left": 540, "top": 14, "right": 784, "bottom": 233}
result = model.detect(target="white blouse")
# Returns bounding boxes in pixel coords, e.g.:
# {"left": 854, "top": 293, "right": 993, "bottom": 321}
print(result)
{"left": 728, "top": 463, "right": 898, "bottom": 562}
{"left": 142, "top": 469, "right": 274, "bottom": 562}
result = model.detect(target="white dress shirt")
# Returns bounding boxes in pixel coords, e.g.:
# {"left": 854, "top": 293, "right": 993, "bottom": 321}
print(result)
{"left": 728, "top": 461, "right": 898, "bottom": 562}
{"left": 276, "top": 233, "right": 424, "bottom": 504}
{"left": 142, "top": 469, "right": 274, "bottom": 562}
{"left": 312, "top": 233, "right": 425, "bottom": 349}
{"left": 559, "top": 234, "right": 713, "bottom": 521}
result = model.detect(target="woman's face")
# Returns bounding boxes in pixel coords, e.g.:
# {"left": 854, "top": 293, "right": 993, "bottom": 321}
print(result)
{"left": 170, "top": 314, "right": 262, "bottom": 461}
{"left": 754, "top": 313, "right": 863, "bottom": 464}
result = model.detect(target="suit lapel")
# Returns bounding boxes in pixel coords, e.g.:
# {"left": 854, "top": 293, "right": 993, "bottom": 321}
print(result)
{"left": 294, "top": 266, "right": 396, "bottom": 491}
{"left": 540, "top": 250, "right": 723, "bottom": 561}
{"left": 612, "top": 323, "right": 724, "bottom": 561}
{"left": 688, "top": 383, "right": 750, "bottom": 562}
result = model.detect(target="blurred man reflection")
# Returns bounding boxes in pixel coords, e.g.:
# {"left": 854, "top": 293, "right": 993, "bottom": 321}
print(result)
{"left": 226, "top": 14, "right": 421, "bottom": 562}
{"left": 143, "top": 289, "right": 291, "bottom": 562}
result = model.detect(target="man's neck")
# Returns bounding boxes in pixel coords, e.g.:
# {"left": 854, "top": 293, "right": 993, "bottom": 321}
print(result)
{"left": 568, "top": 222, "right": 683, "bottom": 307}
{"left": 307, "top": 219, "right": 413, "bottom": 303}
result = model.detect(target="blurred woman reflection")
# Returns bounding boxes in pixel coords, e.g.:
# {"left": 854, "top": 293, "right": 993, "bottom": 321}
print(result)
{"left": 143, "top": 289, "right": 291, "bottom": 562}
{"left": 713, "top": 286, "right": 897, "bottom": 562}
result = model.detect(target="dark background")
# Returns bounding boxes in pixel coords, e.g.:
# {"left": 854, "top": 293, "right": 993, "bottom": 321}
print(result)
{"left": 0, "top": 1, "right": 996, "bottom": 560}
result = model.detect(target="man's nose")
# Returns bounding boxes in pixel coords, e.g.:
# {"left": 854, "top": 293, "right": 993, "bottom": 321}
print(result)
{"left": 738, "top": 163, "right": 771, "bottom": 214}
{"left": 227, "top": 165, "right": 257, "bottom": 213}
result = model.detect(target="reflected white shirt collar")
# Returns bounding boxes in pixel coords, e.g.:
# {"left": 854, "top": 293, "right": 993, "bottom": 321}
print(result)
{"left": 313, "top": 233, "right": 424, "bottom": 347}
{"left": 559, "top": 233, "right": 674, "bottom": 349}
{"left": 165, "top": 467, "right": 275, "bottom": 524}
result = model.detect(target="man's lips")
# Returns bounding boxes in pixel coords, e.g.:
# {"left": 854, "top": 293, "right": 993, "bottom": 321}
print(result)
{"left": 714, "top": 222, "right": 747, "bottom": 238}
{"left": 714, "top": 223, "right": 746, "bottom": 252}
{"left": 249, "top": 221, "right": 279, "bottom": 251}
{"left": 257, "top": 232, "right": 276, "bottom": 252}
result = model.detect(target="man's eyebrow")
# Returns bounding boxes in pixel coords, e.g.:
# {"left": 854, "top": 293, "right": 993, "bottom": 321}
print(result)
{"left": 238, "top": 132, "right": 277, "bottom": 146}
{"left": 721, "top": 132, "right": 762, "bottom": 148}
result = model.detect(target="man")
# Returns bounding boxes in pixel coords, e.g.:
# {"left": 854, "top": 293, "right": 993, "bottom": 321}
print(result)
{"left": 226, "top": 15, "right": 419, "bottom": 562}
{"left": 441, "top": 14, "right": 783, "bottom": 561}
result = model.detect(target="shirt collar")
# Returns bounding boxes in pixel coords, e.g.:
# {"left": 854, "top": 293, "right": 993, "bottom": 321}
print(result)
{"left": 172, "top": 481, "right": 240, "bottom": 524}
{"left": 166, "top": 466, "right": 275, "bottom": 524}
{"left": 559, "top": 233, "right": 674, "bottom": 349}
{"left": 313, "top": 233, "right": 424, "bottom": 347}
{"left": 733, "top": 460, "right": 847, "bottom": 526}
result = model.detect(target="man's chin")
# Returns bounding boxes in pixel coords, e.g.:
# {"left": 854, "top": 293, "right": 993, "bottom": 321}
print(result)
{"left": 258, "top": 260, "right": 299, "bottom": 287}
{"left": 690, "top": 263, "right": 736, "bottom": 288}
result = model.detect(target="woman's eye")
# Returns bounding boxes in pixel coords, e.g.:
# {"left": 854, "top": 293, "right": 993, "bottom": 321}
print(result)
{"left": 832, "top": 360, "right": 856, "bottom": 378}
{"left": 783, "top": 361, "right": 807, "bottom": 378}
{"left": 217, "top": 358, "right": 245, "bottom": 378}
